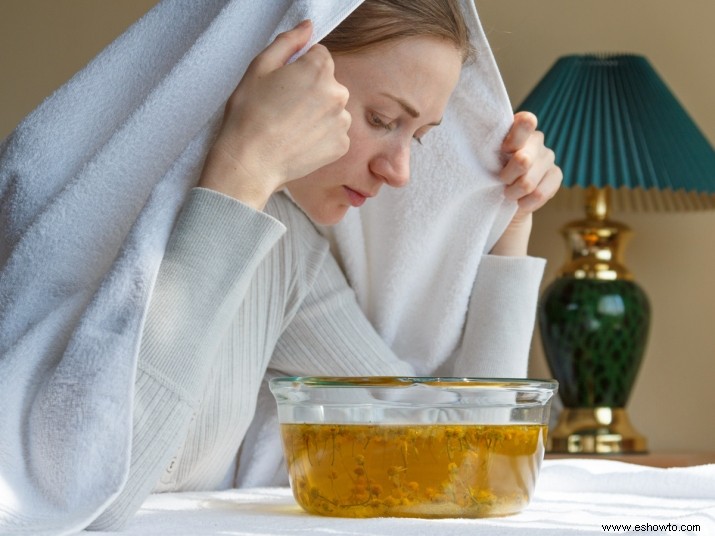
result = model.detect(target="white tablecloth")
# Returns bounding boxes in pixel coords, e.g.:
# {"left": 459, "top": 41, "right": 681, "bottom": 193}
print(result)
{"left": 92, "top": 460, "right": 715, "bottom": 535}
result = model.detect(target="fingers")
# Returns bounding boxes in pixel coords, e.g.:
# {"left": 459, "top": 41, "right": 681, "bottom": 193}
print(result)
{"left": 293, "top": 43, "right": 343, "bottom": 100}
{"left": 500, "top": 129, "right": 548, "bottom": 187}
{"left": 499, "top": 111, "right": 562, "bottom": 214}
{"left": 271, "top": 44, "right": 351, "bottom": 180}
{"left": 203, "top": 18, "right": 351, "bottom": 206}
{"left": 501, "top": 111, "right": 538, "bottom": 154}
{"left": 513, "top": 164, "right": 563, "bottom": 213}
{"left": 502, "top": 139, "right": 558, "bottom": 203}
{"left": 250, "top": 19, "right": 313, "bottom": 75}
{"left": 213, "top": 23, "right": 350, "bottom": 195}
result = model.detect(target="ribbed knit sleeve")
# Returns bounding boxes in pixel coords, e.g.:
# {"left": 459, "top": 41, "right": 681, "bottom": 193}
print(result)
{"left": 450, "top": 255, "right": 546, "bottom": 378}
{"left": 449, "top": 254, "right": 546, "bottom": 378}
{"left": 90, "top": 188, "right": 285, "bottom": 530}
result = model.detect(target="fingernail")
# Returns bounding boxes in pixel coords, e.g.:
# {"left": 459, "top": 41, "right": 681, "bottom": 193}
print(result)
{"left": 297, "top": 19, "right": 311, "bottom": 29}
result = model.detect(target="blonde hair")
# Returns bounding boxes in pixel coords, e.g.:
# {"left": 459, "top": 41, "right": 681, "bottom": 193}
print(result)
{"left": 321, "top": 0, "right": 474, "bottom": 63}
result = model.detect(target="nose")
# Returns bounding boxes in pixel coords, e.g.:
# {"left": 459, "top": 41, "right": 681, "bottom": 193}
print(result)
{"left": 371, "top": 140, "right": 411, "bottom": 188}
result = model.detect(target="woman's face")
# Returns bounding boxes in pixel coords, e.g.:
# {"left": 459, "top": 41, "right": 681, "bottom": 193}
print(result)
{"left": 286, "top": 36, "right": 463, "bottom": 226}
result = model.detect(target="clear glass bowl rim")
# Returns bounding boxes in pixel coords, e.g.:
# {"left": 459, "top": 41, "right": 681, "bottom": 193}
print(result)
{"left": 270, "top": 376, "right": 558, "bottom": 392}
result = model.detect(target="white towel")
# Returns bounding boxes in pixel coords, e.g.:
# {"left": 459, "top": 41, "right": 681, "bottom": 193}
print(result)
{"left": 324, "top": 0, "right": 516, "bottom": 374}
{"left": 90, "top": 460, "right": 715, "bottom": 535}
{"left": 0, "top": 0, "right": 515, "bottom": 533}
{"left": 0, "top": 1, "right": 362, "bottom": 533}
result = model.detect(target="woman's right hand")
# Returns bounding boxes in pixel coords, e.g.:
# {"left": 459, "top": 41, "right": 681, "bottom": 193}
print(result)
{"left": 199, "top": 20, "right": 351, "bottom": 209}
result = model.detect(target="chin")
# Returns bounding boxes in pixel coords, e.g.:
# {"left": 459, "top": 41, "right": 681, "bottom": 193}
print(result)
{"left": 307, "top": 206, "right": 349, "bottom": 227}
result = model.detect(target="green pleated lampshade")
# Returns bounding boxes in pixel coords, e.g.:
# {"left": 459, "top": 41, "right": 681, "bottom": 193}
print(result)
{"left": 518, "top": 54, "right": 715, "bottom": 210}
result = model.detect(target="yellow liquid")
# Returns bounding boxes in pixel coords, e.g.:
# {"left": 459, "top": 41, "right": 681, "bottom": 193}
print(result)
{"left": 280, "top": 423, "right": 546, "bottom": 518}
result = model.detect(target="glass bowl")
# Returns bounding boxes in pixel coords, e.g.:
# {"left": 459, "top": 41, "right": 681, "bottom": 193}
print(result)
{"left": 269, "top": 376, "right": 558, "bottom": 518}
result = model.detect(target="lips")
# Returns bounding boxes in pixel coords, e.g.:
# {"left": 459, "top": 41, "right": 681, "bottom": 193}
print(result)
{"left": 343, "top": 186, "right": 374, "bottom": 208}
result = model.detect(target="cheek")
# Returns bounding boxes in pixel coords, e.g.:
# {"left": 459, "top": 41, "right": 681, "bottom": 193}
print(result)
{"left": 343, "top": 122, "right": 374, "bottom": 164}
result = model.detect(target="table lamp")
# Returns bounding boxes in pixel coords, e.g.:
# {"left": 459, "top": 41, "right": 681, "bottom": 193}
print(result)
{"left": 517, "top": 53, "right": 715, "bottom": 454}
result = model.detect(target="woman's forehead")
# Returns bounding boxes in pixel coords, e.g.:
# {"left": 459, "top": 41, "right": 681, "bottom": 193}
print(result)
{"left": 334, "top": 37, "right": 463, "bottom": 111}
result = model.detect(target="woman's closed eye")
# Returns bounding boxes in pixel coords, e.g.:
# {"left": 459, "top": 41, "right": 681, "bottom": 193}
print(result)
{"left": 368, "top": 112, "right": 394, "bottom": 132}
{"left": 368, "top": 112, "right": 424, "bottom": 145}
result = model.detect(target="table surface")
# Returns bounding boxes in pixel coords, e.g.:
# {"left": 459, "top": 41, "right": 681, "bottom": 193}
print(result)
{"left": 83, "top": 458, "right": 715, "bottom": 535}
{"left": 545, "top": 451, "right": 715, "bottom": 468}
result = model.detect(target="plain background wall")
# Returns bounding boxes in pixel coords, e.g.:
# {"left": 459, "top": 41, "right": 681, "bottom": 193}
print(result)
{"left": 1, "top": 1, "right": 713, "bottom": 452}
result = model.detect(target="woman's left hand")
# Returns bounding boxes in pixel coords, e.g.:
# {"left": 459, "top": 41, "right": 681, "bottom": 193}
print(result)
{"left": 490, "top": 111, "right": 562, "bottom": 256}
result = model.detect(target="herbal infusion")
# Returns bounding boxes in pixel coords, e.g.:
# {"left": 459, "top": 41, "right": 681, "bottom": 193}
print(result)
{"left": 281, "top": 423, "right": 546, "bottom": 518}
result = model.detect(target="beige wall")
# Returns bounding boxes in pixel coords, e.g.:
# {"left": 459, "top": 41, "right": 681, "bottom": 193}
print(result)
{"left": 2, "top": 1, "right": 713, "bottom": 452}
{"left": 0, "top": 0, "right": 157, "bottom": 137}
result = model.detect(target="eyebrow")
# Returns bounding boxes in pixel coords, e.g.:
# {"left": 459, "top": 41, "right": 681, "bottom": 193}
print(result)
{"left": 380, "top": 92, "right": 442, "bottom": 126}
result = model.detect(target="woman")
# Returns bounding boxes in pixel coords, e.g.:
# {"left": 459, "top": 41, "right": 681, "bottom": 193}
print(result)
{"left": 107, "top": 3, "right": 558, "bottom": 527}
{"left": 0, "top": 0, "right": 559, "bottom": 533}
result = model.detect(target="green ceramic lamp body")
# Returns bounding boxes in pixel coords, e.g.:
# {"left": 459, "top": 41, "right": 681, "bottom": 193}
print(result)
{"left": 539, "top": 273, "right": 651, "bottom": 453}
{"left": 539, "top": 274, "right": 650, "bottom": 408}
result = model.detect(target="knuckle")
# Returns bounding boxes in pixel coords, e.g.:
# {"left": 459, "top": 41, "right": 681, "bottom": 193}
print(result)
{"left": 267, "top": 31, "right": 296, "bottom": 53}
{"left": 274, "top": 30, "right": 292, "bottom": 42}
{"left": 554, "top": 164, "right": 564, "bottom": 181}
{"left": 514, "top": 152, "right": 531, "bottom": 172}
{"left": 304, "top": 46, "right": 332, "bottom": 70}
{"left": 320, "top": 80, "right": 348, "bottom": 110}
{"left": 530, "top": 188, "right": 546, "bottom": 204}
{"left": 336, "top": 83, "right": 350, "bottom": 106}
{"left": 519, "top": 182, "right": 534, "bottom": 197}
{"left": 310, "top": 43, "right": 330, "bottom": 56}
{"left": 330, "top": 134, "right": 350, "bottom": 159}
{"left": 519, "top": 175, "right": 537, "bottom": 194}
{"left": 545, "top": 147, "right": 556, "bottom": 164}
{"left": 341, "top": 109, "right": 352, "bottom": 130}
{"left": 340, "top": 135, "right": 351, "bottom": 155}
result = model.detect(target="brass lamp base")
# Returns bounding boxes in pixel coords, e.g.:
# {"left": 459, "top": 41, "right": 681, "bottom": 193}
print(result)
{"left": 548, "top": 407, "right": 648, "bottom": 454}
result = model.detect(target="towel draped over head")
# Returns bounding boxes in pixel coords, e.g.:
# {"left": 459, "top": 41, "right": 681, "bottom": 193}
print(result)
{"left": 0, "top": 0, "right": 514, "bottom": 531}
{"left": 324, "top": 2, "right": 517, "bottom": 374}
